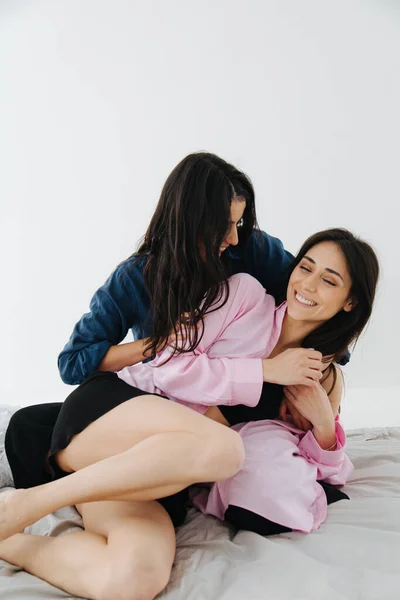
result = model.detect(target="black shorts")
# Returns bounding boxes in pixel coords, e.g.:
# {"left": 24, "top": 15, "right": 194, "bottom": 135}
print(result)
{"left": 49, "top": 371, "right": 167, "bottom": 461}
{"left": 6, "top": 372, "right": 188, "bottom": 528}
{"left": 49, "top": 371, "right": 189, "bottom": 527}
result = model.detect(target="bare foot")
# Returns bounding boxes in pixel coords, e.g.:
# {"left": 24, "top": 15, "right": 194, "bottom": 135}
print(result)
{"left": 0, "top": 489, "right": 29, "bottom": 542}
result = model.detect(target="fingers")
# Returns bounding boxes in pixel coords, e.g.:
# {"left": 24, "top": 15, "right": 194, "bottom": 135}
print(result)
{"left": 283, "top": 395, "right": 311, "bottom": 431}
{"left": 307, "top": 370, "right": 323, "bottom": 382}
{"left": 293, "top": 415, "right": 305, "bottom": 429}
{"left": 300, "top": 418, "right": 313, "bottom": 432}
{"left": 284, "top": 387, "right": 296, "bottom": 403}
{"left": 305, "top": 349, "right": 323, "bottom": 361}
{"left": 306, "top": 359, "right": 323, "bottom": 370}
{"left": 286, "top": 385, "right": 299, "bottom": 394}
{"left": 279, "top": 400, "right": 288, "bottom": 421}
{"left": 297, "top": 348, "right": 322, "bottom": 361}
{"left": 296, "top": 373, "right": 320, "bottom": 386}
{"left": 285, "top": 381, "right": 317, "bottom": 398}
{"left": 301, "top": 375, "right": 322, "bottom": 386}
{"left": 304, "top": 361, "right": 323, "bottom": 382}
{"left": 302, "top": 351, "right": 324, "bottom": 382}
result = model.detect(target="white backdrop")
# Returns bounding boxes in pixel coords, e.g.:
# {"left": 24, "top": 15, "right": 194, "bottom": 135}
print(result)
{"left": 0, "top": 1, "right": 399, "bottom": 427}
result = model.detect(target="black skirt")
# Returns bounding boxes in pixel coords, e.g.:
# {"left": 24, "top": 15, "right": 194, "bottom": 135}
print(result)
{"left": 5, "top": 372, "right": 189, "bottom": 528}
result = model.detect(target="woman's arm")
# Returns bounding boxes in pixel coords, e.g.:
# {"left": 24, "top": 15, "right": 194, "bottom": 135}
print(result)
{"left": 130, "top": 344, "right": 323, "bottom": 412}
{"left": 98, "top": 338, "right": 150, "bottom": 373}
{"left": 146, "top": 353, "right": 265, "bottom": 408}
{"left": 58, "top": 259, "right": 145, "bottom": 385}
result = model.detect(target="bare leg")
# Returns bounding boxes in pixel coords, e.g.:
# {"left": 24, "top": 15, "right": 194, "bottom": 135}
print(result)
{"left": 0, "top": 499, "right": 175, "bottom": 600}
{"left": 0, "top": 395, "right": 244, "bottom": 540}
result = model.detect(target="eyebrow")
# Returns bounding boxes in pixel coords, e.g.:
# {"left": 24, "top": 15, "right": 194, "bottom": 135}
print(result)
{"left": 303, "top": 255, "right": 344, "bottom": 282}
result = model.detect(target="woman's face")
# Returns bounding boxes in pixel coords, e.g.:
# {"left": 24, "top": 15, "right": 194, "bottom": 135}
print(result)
{"left": 199, "top": 198, "right": 245, "bottom": 258}
{"left": 219, "top": 198, "right": 246, "bottom": 255}
{"left": 287, "top": 241, "right": 354, "bottom": 325}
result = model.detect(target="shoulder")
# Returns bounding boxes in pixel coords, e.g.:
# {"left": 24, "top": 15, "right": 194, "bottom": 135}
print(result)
{"left": 115, "top": 255, "right": 146, "bottom": 278}
{"left": 228, "top": 272, "right": 267, "bottom": 298}
{"left": 90, "top": 255, "right": 148, "bottom": 309}
{"left": 106, "top": 255, "right": 147, "bottom": 289}
{"left": 245, "top": 230, "right": 291, "bottom": 258}
{"left": 231, "top": 230, "right": 294, "bottom": 294}
{"left": 227, "top": 273, "right": 274, "bottom": 316}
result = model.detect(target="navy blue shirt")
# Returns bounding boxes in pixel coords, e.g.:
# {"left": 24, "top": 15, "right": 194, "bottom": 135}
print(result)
{"left": 58, "top": 231, "right": 293, "bottom": 385}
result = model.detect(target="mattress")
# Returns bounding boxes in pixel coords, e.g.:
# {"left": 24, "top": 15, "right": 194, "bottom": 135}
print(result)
{"left": 1, "top": 413, "right": 399, "bottom": 600}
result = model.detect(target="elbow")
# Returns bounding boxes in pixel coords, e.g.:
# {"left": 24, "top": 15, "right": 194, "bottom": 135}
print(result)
{"left": 59, "top": 369, "right": 81, "bottom": 386}
{"left": 61, "top": 373, "right": 80, "bottom": 386}
{"left": 58, "top": 355, "right": 84, "bottom": 386}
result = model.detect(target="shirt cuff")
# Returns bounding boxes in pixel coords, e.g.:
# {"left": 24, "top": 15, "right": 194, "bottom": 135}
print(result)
{"left": 229, "top": 359, "right": 264, "bottom": 407}
{"left": 297, "top": 420, "right": 346, "bottom": 466}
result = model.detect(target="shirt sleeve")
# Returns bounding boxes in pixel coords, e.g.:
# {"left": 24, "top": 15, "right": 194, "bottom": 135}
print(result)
{"left": 120, "top": 273, "right": 269, "bottom": 407}
{"left": 152, "top": 275, "right": 267, "bottom": 406}
{"left": 296, "top": 419, "right": 354, "bottom": 485}
{"left": 58, "top": 260, "right": 142, "bottom": 385}
{"left": 151, "top": 353, "right": 264, "bottom": 407}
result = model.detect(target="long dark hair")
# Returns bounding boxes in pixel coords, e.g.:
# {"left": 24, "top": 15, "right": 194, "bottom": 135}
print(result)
{"left": 136, "top": 152, "right": 257, "bottom": 356}
{"left": 290, "top": 229, "right": 380, "bottom": 364}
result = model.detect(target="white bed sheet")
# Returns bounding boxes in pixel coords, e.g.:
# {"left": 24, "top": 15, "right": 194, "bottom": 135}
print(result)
{"left": 1, "top": 425, "right": 399, "bottom": 600}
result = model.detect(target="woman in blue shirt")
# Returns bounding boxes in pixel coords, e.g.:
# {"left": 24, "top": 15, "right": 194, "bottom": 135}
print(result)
{"left": 58, "top": 151, "right": 293, "bottom": 385}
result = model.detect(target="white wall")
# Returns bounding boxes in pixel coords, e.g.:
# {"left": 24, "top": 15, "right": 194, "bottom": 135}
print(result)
{"left": 0, "top": 0, "right": 399, "bottom": 427}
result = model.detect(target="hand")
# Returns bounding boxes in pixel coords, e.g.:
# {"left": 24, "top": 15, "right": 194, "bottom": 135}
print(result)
{"left": 279, "top": 398, "right": 313, "bottom": 431}
{"left": 262, "top": 348, "right": 323, "bottom": 386}
{"left": 283, "top": 381, "right": 334, "bottom": 430}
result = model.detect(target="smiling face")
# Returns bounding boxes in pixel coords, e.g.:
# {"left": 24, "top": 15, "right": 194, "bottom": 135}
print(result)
{"left": 287, "top": 241, "right": 354, "bottom": 326}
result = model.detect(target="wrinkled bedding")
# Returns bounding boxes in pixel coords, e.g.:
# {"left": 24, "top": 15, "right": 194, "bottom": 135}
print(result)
{"left": 1, "top": 403, "right": 399, "bottom": 600}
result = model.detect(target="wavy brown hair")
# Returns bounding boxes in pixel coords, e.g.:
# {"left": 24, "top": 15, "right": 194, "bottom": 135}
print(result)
{"left": 134, "top": 152, "right": 257, "bottom": 357}
{"left": 291, "top": 228, "right": 380, "bottom": 364}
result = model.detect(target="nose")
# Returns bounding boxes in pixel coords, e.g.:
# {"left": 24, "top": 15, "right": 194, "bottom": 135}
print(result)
{"left": 303, "top": 272, "right": 318, "bottom": 292}
{"left": 224, "top": 224, "right": 239, "bottom": 247}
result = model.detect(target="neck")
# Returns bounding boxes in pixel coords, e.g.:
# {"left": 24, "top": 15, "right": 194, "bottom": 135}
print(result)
{"left": 277, "top": 311, "right": 321, "bottom": 352}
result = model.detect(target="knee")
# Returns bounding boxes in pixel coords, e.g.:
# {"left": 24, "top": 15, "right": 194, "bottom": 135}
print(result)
{"left": 6, "top": 404, "right": 62, "bottom": 441}
{"left": 7, "top": 406, "right": 33, "bottom": 433}
{"left": 198, "top": 427, "right": 245, "bottom": 481}
{"left": 223, "top": 429, "right": 245, "bottom": 477}
{"left": 222, "top": 428, "right": 245, "bottom": 477}
{"left": 98, "top": 560, "right": 170, "bottom": 600}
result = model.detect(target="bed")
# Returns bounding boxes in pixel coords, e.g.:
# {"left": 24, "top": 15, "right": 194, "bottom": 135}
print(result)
{"left": 1, "top": 405, "right": 399, "bottom": 600}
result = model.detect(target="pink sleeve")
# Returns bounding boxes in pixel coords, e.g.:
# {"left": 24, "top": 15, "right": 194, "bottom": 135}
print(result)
{"left": 153, "top": 353, "right": 263, "bottom": 407}
{"left": 296, "top": 420, "right": 354, "bottom": 485}
{"left": 149, "top": 273, "right": 270, "bottom": 407}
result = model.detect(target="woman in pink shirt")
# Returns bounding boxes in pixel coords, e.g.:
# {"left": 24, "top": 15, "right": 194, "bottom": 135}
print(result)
{"left": 0, "top": 229, "right": 379, "bottom": 600}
